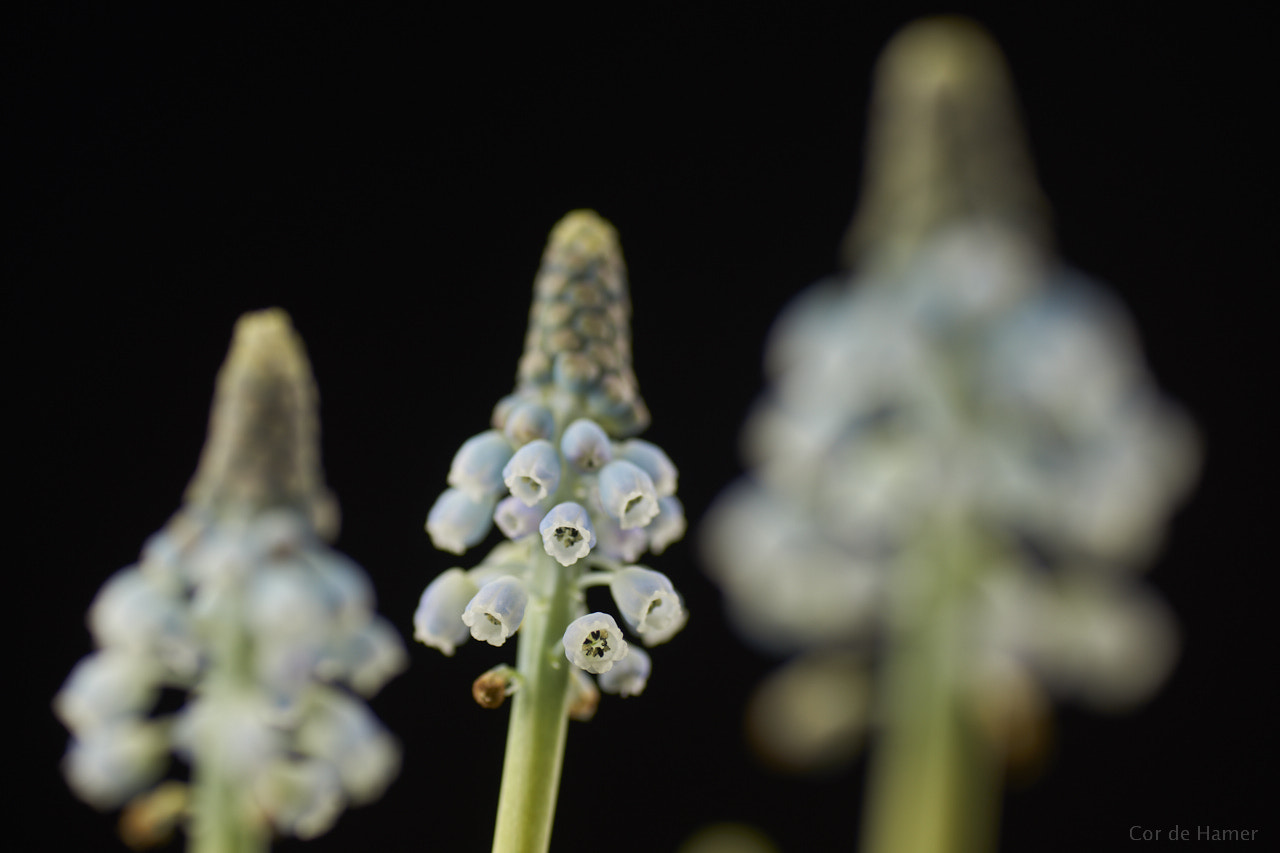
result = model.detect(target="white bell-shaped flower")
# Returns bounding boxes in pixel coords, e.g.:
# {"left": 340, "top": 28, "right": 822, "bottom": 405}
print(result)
{"left": 55, "top": 651, "right": 161, "bottom": 732}
{"left": 461, "top": 576, "right": 529, "bottom": 646}
{"left": 503, "top": 401, "right": 555, "bottom": 446}
{"left": 254, "top": 758, "right": 345, "bottom": 840}
{"left": 609, "top": 566, "right": 687, "bottom": 646}
{"left": 62, "top": 719, "right": 168, "bottom": 809}
{"left": 425, "top": 488, "right": 496, "bottom": 555}
{"left": 494, "top": 495, "right": 545, "bottom": 540}
{"left": 562, "top": 612, "right": 630, "bottom": 674}
{"left": 618, "top": 438, "right": 678, "bottom": 497}
{"left": 295, "top": 690, "right": 399, "bottom": 804}
{"left": 539, "top": 502, "right": 597, "bottom": 566}
{"left": 645, "top": 496, "right": 687, "bottom": 555}
{"left": 560, "top": 418, "right": 613, "bottom": 472}
{"left": 447, "top": 430, "right": 515, "bottom": 501}
{"left": 597, "top": 460, "right": 660, "bottom": 529}
{"left": 413, "top": 568, "right": 480, "bottom": 655}
{"left": 598, "top": 646, "right": 651, "bottom": 697}
{"left": 503, "top": 439, "right": 562, "bottom": 506}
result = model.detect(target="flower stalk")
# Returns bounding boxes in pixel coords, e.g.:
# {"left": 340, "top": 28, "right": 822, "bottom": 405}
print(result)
{"left": 492, "top": 548, "right": 577, "bottom": 853}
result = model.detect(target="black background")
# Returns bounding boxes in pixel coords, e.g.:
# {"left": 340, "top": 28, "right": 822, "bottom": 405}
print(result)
{"left": 9, "top": 3, "right": 1270, "bottom": 851}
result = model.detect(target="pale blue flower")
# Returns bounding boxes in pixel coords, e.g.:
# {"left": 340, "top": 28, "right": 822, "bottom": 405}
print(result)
{"left": 54, "top": 651, "right": 161, "bottom": 733}
{"left": 591, "top": 513, "right": 648, "bottom": 563}
{"left": 62, "top": 719, "right": 168, "bottom": 809}
{"left": 598, "top": 646, "right": 651, "bottom": 697}
{"left": 295, "top": 690, "right": 400, "bottom": 804}
{"left": 494, "top": 495, "right": 544, "bottom": 540}
{"left": 413, "top": 568, "right": 480, "bottom": 656}
{"left": 618, "top": 438, "right": 678, "bottom": 497}
{"left": 562, "top": 612, "right": 630, "bottom": 674}
{"left": 560, "top": 418, "right": 613, "bottom": 472}
{"left": 503, "top": 439, "right": 561, "bottom": 506}
{"left": 448, "top": 430, "right": 515, "bottom": 501}
{"left": 502, "top": 401, "right": 555, "bottom": 447}
{"left": 462, "top": 576, "right": 529, "bottom": 647}
{"left": 425, "top": 488, "right": 497, "bottom": 555}
{"left": 646, "top": 496, "right": 687, "bottom": 555}
{"left": 539, "top": 502, "right": 596, "bottom": 566}
{"left": 597, "top": 459, "right": 660, "bottom": 529}
{"left": 255, "top": 758, "right": 344, "bottom": 840}
{"left": 609, "top": 566, "right": 687, "bottom": 646}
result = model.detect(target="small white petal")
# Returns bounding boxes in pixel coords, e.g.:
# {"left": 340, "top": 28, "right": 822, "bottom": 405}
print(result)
{"left": 62, "top": 720, "right": 168, "bottom": 809}
{"left": 447, "top": 430, "right": 515, "bottom": 501}
{"left": 462, "top": 576, "right": 529, "bottom": 646}
{"left": 539, "top": 502, "right": 597, "bottom": 567}
{"left": 560, "top": 418, "right": 613, "bottom": 472}
{"left": 593, "top": 514, "right": 648, "bottom": 563}
{"left": 425, "top": 489, "right": 496, "bottom": 555}
{"left": 646, "top": 496, "right": 687, "bottom": 555}
{"left": 255, "top": 758, "right": 345, "bottom": 840}
{"left": 413, "top": 568, "right": 480, "bottom": 656}
{"left": 494, "top": 495, "right": 545, "bottom": 540}
{"left": 598, "top": 646, "right": 651, "bottom": 697}
{"left": 296, "top": 690, "right": 399, "bottom": 804}
{"left": 609, "top": 566, "right": 687, "bottom": 646}
{"left": 55, "top": 651, "right": 160, "bottom": 732}
{"left": 562, "top": 612, "right": 630, "bottom": 674}
{"left": 503, "top": 401, "right": 555, "bottom": 446}
{"left": 503, "top": 439, "right": 562, "bottom": 506}
{"left": 618, "top": 439, "right": 678, "bottom": 497}
{"left": 598, "top": 460, "right": 660, "bottom": 530}
{"left": 341, "top": 618, "right": 409, "bottom": 696}
{"left": 173, "top": 690, "right": 283, "bottom": 782}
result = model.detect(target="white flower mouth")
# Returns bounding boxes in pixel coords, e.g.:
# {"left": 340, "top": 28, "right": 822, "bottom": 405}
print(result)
{"left": 539, "top": 503, "right": 596, "bottom": 566}
{"left": 563, "top": 612, "right": 630, "bottom": 674}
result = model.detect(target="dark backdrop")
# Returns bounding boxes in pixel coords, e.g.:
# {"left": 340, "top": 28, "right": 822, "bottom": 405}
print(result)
{"left": 9, "top": 3, "right": 1269, "bottom": 851}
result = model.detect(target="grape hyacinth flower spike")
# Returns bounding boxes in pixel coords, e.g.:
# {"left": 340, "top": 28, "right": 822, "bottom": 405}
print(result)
{"left": 702, "top": 18, "right": 1198, "bottom": 853}
{"left": 413, "top": 211, "right": 688, "bottom": 853}
{"left": 54, "top": 309, "right": 406, "bottom": 851}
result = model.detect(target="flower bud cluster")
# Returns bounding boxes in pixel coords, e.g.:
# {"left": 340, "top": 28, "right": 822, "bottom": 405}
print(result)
{"left": 54, "top": 311, "right": 405, "bottom": 839}
{"left": 416, "top": 211, "right": 687, "bottom": 703}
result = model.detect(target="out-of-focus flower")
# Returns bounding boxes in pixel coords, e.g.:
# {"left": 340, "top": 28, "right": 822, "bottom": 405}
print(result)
{"left": 598, "top": 646, "right": 651, "bottom": 697}
{"left": 701, "top": 17, "right": 1199, "bottom": 783}
{"left": 54, "top": 310, "right": 405, "bottom": 842}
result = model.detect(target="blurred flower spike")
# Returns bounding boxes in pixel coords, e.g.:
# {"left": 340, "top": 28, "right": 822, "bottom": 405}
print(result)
{"left": 702, "top": 16, "right": 1199, "bottom": 849}
{"left": 54, "top": 309, "right": 406, "bottom": 847}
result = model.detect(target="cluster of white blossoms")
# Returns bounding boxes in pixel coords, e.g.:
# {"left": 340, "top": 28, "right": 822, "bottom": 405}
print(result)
{"left": 415, "top": 211, "right": 687, "bottom": 697}
{"left": 54, "top": 311, "right": 405, "bottom": 840}
{"left": 702, "top": 17, "right": 1199, "bottom": 761}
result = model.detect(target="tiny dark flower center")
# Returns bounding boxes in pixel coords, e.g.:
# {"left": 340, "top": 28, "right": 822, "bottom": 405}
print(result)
{"left": 581, "top": 628, "right": 611, "bottom": 658}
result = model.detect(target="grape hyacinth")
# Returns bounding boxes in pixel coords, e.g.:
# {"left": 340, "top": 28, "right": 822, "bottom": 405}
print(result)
{"left": 702, "top": 18, "right": 1198, "bottom": 853}
{"left": 413, "top": 211, "right": 687, "bottom": 853}
{"left": 54, "top": 310, "right": 405, "bottom": 851}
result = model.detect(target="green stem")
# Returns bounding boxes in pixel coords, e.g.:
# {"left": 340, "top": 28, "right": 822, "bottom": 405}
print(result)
{"left": 491, "top": 548, "right": 576, "bottom": 853}
{"left": 189, "top": 759, "right": 270, "bottom": 853}
{"left": 859, "top": 514, "right": 1000, "bottom": 853}
{"left": 189, "top": 608, "right": 270, "bottom": 853}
